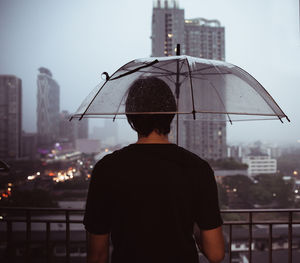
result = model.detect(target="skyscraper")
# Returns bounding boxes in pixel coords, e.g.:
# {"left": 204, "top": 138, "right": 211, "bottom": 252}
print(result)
{"left": 37, "top": 67, "right": 60, "bottom": 148}
{"left": 184, "top": 18, "right": 225, "bottom": 60}
{"left": 183, "top": 17, "right": 226, "bottom": 160}
{"left": 151, "top": 0, "right": 184, "bottom": 57}
{"left": 151, "top": 0, "right": 227, "bottom": 159}
{"left": 0, "top": 75, "right": 22, "bottom": 160}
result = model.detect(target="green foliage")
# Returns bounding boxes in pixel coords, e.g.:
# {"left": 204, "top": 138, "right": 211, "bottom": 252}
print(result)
{"left": 222, "top": 174, "right": 294, "bottom": 208}
{"left": 250, "top": 174, "right": 294, "bottom": 207}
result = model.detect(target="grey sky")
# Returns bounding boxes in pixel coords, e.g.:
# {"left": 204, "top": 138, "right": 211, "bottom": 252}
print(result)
{"left": 0, "top": 0, "right": 299, "bottom": 145}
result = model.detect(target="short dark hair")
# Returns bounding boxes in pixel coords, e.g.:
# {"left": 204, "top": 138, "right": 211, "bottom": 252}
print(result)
{"left": 125, "top": 77, "right": 176, "bottom": 137}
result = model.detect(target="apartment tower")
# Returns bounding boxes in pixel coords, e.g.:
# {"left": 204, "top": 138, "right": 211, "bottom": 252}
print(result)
{"left": 151, "top": 0, "right": 227, "bottom": 159}
{"left": 0, "top": 75, "right": 22, "bottom": 160}
{"left": 37, "top": 67, "right": 60, "bottom": 148}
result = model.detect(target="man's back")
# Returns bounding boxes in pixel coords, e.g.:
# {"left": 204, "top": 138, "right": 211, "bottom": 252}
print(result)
{"left": 84, "top": 143, "right": 222, "bottom": 263}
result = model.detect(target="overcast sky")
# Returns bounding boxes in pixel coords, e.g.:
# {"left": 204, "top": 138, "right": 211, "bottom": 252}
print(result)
{"left": 0, "top": 0, "right": 299, "bottom": 145}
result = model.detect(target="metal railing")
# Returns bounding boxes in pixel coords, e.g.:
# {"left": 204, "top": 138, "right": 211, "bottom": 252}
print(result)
{"left": 222, "top": 209, "right": 300, "bottom": 263}
{"left": 0, "top": 207, "right": 300, "bottom": 263}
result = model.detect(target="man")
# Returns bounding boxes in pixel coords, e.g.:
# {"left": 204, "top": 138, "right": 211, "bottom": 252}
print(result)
{"left": 84, "top": 77, "right": 225, "bottom": 263}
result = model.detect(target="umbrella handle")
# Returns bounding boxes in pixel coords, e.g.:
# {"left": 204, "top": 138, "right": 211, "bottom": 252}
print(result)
{"left": 102, "top": 72, "right": 110, "bottom": 81}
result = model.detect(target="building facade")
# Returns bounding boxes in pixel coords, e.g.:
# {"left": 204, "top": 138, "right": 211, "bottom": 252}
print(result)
{"left": 242, "top": 154, "right": 277, "bottom": 176}
{"left": 0, "top": 75, "right": 22, "bottom": 160}
{"left": 151, "top": 0, "right": 227, "bottom": 159}
{"left": 184, "top": 18, "right": 225, "bottom": 60}
{"left": 37, "top": 67, "right": 60, "bottom": 148}
{"left": 59, "top": 110, "right": 88, "bottom": 147}
{"left": 151, "top": 0, "right": 184, "bottom": 57}
{"left": 21, "top": 132, "right": 37, "bottom": 159}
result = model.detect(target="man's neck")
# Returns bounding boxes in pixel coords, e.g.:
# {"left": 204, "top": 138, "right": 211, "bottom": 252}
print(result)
{"left": 136, "top": 131, "right": 171, "bottom": 144}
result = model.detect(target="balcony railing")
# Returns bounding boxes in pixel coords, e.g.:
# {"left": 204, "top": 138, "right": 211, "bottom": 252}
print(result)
{"left": 0, "top": 207, "right": 300, "bottom": 263}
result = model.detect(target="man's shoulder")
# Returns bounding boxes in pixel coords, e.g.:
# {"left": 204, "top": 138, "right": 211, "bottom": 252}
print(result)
{"left": 94, "top": 144, "right": 211, "bottom": 170}
{"left": 94, "top": 146, "right": 131, "bottom": 166}
{"left": 175, "top": 145, "right": 211, "bottom": 168}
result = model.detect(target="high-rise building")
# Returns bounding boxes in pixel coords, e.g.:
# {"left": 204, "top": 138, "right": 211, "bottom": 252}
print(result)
{"left": 59, "top": 110, "right": 88, "bottom": 145}
{"left": 75, "top": 117, "right": 88, "bottom": 140}
{"left": 151, "top": 0, "right": 184, "bottom": 57}
{"left": 21, "top": 132, "right": 37, "bottom": 159}
{"left": 37, "top": 67, "right": 60, "bottom": 148}
{"left": 0, "top": 75, "right": 22, "bottom": 160}
{"left": 182, "top": 16, "right": 226, "bottom": 159}
{"left": 184, "top": 18, "right": 225, "bottom": 60}
{"left": 151, "top": 0, "right": 227, "bottom": 159}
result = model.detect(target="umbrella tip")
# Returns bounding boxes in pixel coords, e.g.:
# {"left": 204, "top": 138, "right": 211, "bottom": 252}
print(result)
{"left": 192, "top": 110, "right": 196, "bottom": 120}
{"left": 286, "top": 116, "right": 291, "bottom": 122}
{"left": 278, "top": 117, "right": 284, "bottom": 123}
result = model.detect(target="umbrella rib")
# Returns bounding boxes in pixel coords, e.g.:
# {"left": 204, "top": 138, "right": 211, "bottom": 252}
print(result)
{"left": 209, "top": 81, "right": 233, "bottom": 124}
{"left": 78, "top": 82, "right": 107, "bottom": 120}
{"left": 185, "top": 57, "right": 196, "bottom": 120}
{"left": 234, "top": 65, "right": 290, "bottom": 122}
{"left": 79, "top": 111, "right": 284, "bottom": 116}
{"left": 110, "top": 60, "right": 159, "bottom": 80}
{"left": 208, "top": 61, "right": 234, "bottom": 124}
{"left": 120, "top": 68, "right": 178, "bottom": 77}
{"left": 150, "top": 64, "right": 177, "bottom": 74}
{"left": 150, "top": 59, "right": 187, "bottom": 75}
{"left": 191, "top": 65, "right": 216, "bottom": 72}
{"left": 196, "top": 72, "right": 232, "bottom": 76}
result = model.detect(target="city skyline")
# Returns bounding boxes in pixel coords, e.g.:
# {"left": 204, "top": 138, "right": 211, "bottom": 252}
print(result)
{"left": 0, "top": 0, "right": 299, "bottom": 145}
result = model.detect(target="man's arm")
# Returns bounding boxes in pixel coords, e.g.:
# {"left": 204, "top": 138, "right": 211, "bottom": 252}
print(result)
{"left": 87, "top": 232, "right": 110, "bottom": 263}
{"left": 194, "top": 224, "right": 225, "bottom": 263}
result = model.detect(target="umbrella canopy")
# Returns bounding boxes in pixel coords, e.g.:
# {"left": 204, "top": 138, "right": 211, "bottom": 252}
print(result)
{"left": 71, "top": 55, "right": 289, "bottom": 123}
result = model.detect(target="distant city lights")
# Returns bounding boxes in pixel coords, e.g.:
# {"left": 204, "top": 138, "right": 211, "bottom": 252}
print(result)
{"left": 27, "top": 175, "right": 36, "bottom": 180}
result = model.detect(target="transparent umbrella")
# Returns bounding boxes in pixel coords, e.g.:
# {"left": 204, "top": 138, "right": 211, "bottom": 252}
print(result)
{"left": 71, "top": 55, "right": 289, "bottom": 124}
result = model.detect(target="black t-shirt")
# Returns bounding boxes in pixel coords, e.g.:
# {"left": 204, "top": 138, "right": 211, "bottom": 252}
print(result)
{"left": 84, "top": 143, "right": 222, "bottom": 263}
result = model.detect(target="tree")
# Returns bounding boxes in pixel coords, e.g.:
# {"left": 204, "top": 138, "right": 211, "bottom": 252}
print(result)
{"left": 250, "top": 174, "right": 294, "bottom": 208}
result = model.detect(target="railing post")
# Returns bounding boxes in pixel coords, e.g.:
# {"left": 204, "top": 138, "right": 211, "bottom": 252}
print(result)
{"left": 288, "top": 211, "right": 293, "bottom": 263}
{"left": 249, "top": 212, "right": 252, "bottom": 263}
{"left": 268, "top": 224, "right": 272, "bottom": 263}
{"left": 6, "top": 220, "right": 12, "bottom": 263}
{"left": 86, "top": 230, "right": 89, "bottom": 260}
{"left": 46, "top": 221, "right": 51, "bottom": 263}
{"left": 66, "top": 210, "right": 70, "bottom": 263}
{"left": 26, "top": 209, "right": 31, "bottom": 263}
{"left": 229, "top": 224, "right": 232, "bottom": 263}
